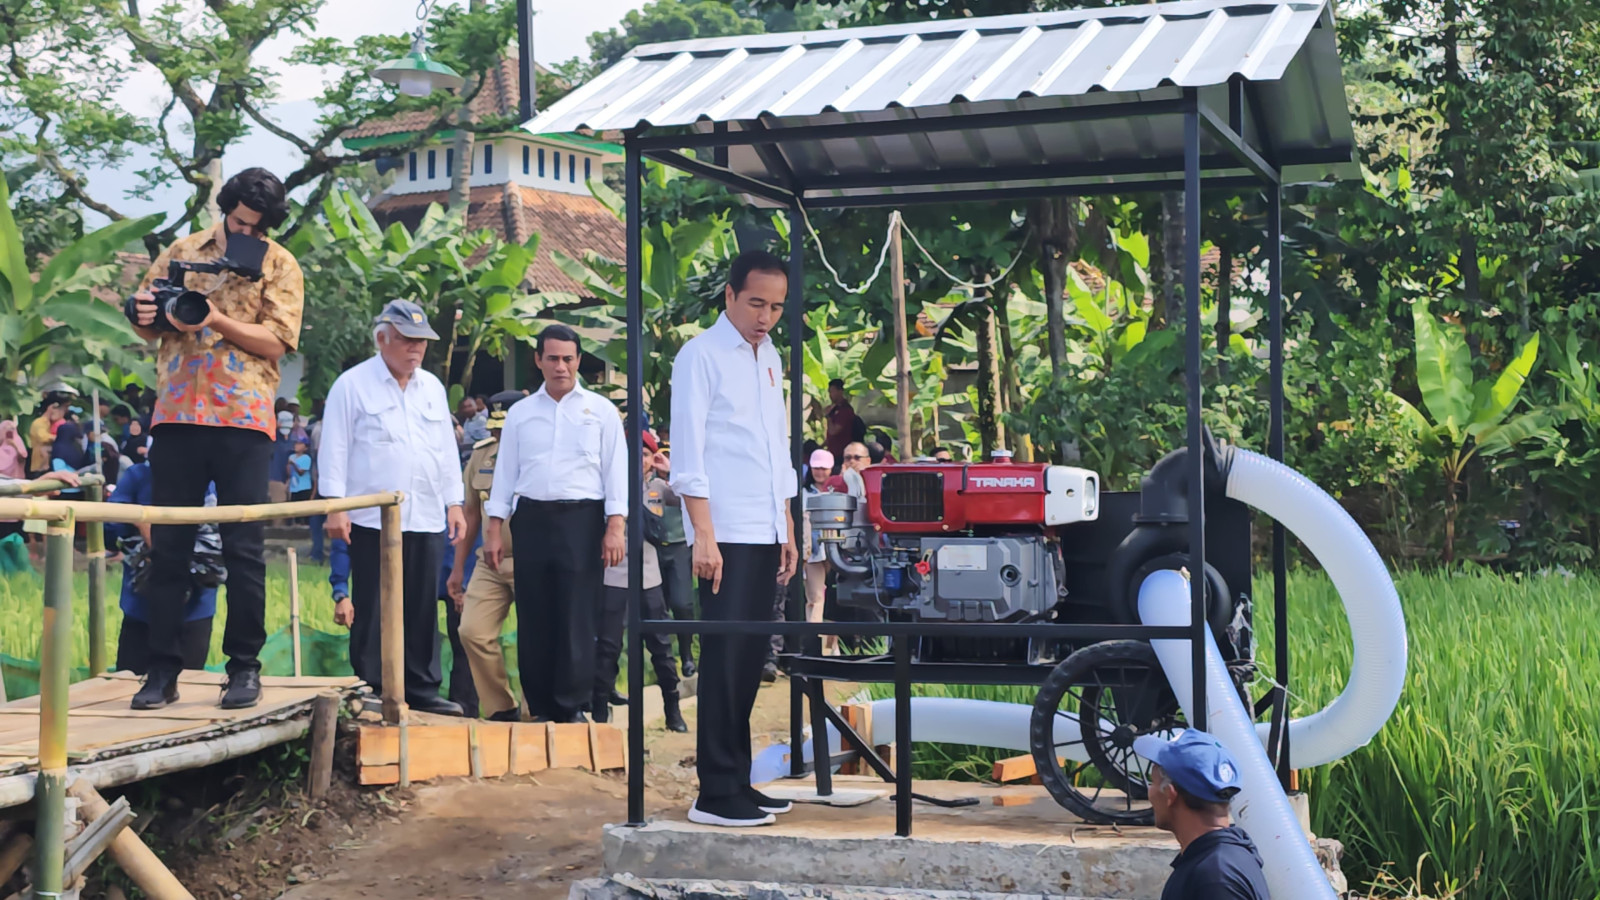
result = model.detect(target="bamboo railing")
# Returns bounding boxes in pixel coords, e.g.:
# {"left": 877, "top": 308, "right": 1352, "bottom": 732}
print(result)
{"left": 0, "top": 490, "right": 406, "bottom": 899}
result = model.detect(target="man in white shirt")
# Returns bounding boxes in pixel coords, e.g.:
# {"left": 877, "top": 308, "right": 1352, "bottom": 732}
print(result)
{"left": 318, "top": 300, "right": 467, "bottom": 717}
{"left": 670, "top": 249, "right": 801, "bottom": 827}
{"left": 484, "top": 324, "right": 627, "bottom": 724}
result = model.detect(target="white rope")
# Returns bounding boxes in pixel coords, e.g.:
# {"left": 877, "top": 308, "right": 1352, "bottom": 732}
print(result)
{"left": 797, "top": 204, "right": 896, "bottom": 295}
{"left": 899, "top": 217, "right": 1027, "bottom": 291}
{"left": 798, "top": 206, "right": 1028, "bottom": 296}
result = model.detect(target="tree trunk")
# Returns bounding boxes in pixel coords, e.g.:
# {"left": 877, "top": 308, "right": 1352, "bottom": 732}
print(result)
{"left": 204, "top": 158, "right": 224, "bottom": 225}
{"left": 1215, "top": 240, "right": 1232, "bottom": 380}
{"left": 1442, "top": 0, "right": 1480, "bottom": 309}
{"left": 1031, "top": 199, "right": 1075, "bottom": 372}
{"left": 1153, "top": 192, "right": 1184, "bottom": 331}
{"left": 994, "top": 287, "right": 1030, "bottom": 461}
{"left": 976, "top": 298, "right": 1004, "bottom": 458}
{"left": 890, "top": 214, "right": 913, "bottom": 458}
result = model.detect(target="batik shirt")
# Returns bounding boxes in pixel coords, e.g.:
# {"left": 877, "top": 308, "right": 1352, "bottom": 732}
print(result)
{"left": 137, "top": 225, "right": 304, "bottom": 437}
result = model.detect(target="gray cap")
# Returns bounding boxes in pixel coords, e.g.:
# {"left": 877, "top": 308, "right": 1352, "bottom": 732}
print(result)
{"left": 374, "top": 299, "right": 440, "bottom": 340}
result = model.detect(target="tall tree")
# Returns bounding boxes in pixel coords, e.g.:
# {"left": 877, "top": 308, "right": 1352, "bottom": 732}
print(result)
{"left": 0, "top": 0, "right": 518, "bottom": 250}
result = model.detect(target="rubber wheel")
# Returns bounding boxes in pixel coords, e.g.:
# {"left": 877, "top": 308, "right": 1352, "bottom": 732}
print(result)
{"left": 1029, "top": 640, "right": 1185, "bottom": 826}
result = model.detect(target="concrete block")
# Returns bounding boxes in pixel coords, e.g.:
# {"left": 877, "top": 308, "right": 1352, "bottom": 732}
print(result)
{"left": 569, "top": 876, "right": 1114, "bottom": 900}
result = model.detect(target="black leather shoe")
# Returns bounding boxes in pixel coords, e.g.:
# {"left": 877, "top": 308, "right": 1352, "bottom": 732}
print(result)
{"left": 487, "top": 708, "right": 521, "bottom": 723}
{"left": 410, "top": 695, "right": 465, "bottom": 716}
{"left": 662, "top": 691, "right": 688, "bottom": 733}
{"left": 607, "top": 690, "right": 629, "bottom": 706}
{"left": 681, "top": 659, "right": 697, "bottom": 678}
{"left": 761, "top": 662, "right": 779, "bottom": 684}
{"left": 219, "top": 670, "right": 261, "bottom": 710}
{"left": 131, "top": 669, "right": 179, "bottom": 710}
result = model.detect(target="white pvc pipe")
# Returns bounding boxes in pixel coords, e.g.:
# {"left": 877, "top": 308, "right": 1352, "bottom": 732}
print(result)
{"left": 1223, "top": 448, "right": 1408, "bottom": 767}
{"left": 1140, "top": 568, "right": 1336, "bottom": 899}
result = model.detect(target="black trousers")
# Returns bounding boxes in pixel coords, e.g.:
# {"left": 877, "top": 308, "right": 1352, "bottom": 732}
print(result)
{"left": 349, "top": 525, "right": 444, "bottom": 703}
{"left": 656, "top": 541, "right": 696, "bottom": 665}
{"left": 117, "top": 617, "right": 212, "bottom": 675}
{"left": 509, "top": 498, "right": 606, "bottom": 720}
{"left": 594, "top": 584, "right": 680, "bottom": 705}
{"left": 147, "top": 424, "right": 271, "bottom": 675}
{"left": 443, "top": 597, "right": 479, "bottom": 714}
{"left": 697, "top": 542, "right": 781, "bottom": 799}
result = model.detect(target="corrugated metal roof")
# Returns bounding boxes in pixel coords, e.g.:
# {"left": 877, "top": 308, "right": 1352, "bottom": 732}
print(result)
{"left": 524, "top": 0, "right": 1356, "bottom": 197}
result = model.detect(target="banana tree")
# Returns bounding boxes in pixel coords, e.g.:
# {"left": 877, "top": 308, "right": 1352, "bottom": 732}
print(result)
{"left": 544, "top": 195, "right": 734, "bottom": 426}
{"left": 1391, "top": 300, "right": 1545, "bottom": 562}
{"left": 0, "top": 175, "right": 161, "bottom": 418}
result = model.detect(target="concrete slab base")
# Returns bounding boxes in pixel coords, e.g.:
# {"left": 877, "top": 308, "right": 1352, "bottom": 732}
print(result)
{"left": 607, "top": 778, "right": 1176, "bottom": 900}
{"left": 571, "top": 876, "right": 1104, "bottom": 900}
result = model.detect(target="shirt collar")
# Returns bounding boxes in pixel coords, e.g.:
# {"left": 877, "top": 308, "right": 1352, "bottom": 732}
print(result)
{"left": 534, "top": 381, "right": 588, "bottom": 404}
{"left": 710, "top": 312, "right": 769, "bottom": 352}
{"left": 197, "top": 223, "right": 225, "bottom": 254}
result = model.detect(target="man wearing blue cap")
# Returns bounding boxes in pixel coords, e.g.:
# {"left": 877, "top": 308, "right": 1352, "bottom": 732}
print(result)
{"left": 1132, "top": 730, "right": 1270, "bottom": 900}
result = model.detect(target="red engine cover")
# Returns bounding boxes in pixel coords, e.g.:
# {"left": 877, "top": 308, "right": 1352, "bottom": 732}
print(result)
{"left": 862, "top": 462, "right": 1049, "bottom": 532}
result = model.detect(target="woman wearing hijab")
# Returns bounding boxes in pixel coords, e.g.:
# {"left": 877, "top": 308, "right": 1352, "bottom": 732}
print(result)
{"left": 0, "top": 421, "right": 26, "bottom": 546}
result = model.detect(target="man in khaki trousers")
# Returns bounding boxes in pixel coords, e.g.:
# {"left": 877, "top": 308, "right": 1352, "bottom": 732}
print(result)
{"left": 446, "top": 391, "right": 524, "bottom": 721}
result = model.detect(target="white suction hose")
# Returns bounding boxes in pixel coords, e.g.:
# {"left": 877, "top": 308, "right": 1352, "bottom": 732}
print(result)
{"left": 1140, "top": 569, "right": 1337, "bottom": 899}
{"left": 1223, "top": 448, "right": 1408, "bottom": 767}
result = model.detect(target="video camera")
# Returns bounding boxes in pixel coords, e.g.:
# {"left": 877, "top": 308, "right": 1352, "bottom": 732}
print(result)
{"left": 124, "top": 232, "right": 268, "bottom": 332}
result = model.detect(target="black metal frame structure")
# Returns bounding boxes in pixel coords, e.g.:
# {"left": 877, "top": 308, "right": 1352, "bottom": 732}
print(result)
{"left": 620, "top": 86, "right": 1291, "bottom": 836}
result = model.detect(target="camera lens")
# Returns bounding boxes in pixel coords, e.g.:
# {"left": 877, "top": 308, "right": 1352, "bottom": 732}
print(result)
{"left": 166, "top": 290, "right": 210, "bottom": 327}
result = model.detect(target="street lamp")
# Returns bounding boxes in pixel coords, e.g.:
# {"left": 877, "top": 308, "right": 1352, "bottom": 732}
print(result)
{"left": 372, "top": 0, "right": 464, "bottom": 97}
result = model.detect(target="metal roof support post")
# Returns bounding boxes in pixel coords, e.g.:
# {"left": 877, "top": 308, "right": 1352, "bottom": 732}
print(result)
{"left": 808, "top": 175, "right": 1267, "bottom": 209}
{"left": 787, "top": 201, "right": 809, "bottom": 780}
{"left": 1267, "top": 184, "right": 1291, "bottom": 790}
{"left": 1183, "top": 98, "right": 1208, "bottom": 731}
{"left": 625, "top": 137, "right": 647, "bottom": 828}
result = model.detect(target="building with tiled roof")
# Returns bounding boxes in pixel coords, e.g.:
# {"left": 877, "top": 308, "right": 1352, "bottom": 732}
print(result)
{"left": 342, "top": 57, "right": 625, "bottom": 298}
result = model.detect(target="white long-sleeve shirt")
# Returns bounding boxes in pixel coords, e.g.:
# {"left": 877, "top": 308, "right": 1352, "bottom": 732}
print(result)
{"left": 669, "top": 312, "right": 796, "bottom": 546}
{"left": 484, "top": 382, "right": 627, "bottom": 521}
{"left": 317, "top": 354, "right": 464, "bottom": 533}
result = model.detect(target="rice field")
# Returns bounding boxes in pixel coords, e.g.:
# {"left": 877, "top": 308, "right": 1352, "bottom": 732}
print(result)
{"left": 865, "top": 569, "right": 1600, "bottom": 900}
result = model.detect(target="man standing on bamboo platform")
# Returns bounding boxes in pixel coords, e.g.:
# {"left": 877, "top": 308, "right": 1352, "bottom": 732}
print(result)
{"left": 484, "top": 324, "right": 627, "bottom": 725}
{"left": 128, "top": 168, "right": 303, "bottom": 712}
{"left": 318, "top": 300, "right": 467, "bottom": 717}
{"left": 448, "top": 390, "right": 526, "bottom": 722}
{"left": 671, "top": 249, "right": 801, "bottom": 828}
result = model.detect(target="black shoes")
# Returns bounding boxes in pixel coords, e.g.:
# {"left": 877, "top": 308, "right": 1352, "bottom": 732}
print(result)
{"left": 131, "top": 669, "right": 179, "bottom": 710}
{"left": 591, "top": 701, "right": 611, "bottom": 724}
{"left": 220, "top": 670, "right": 262, "bottom": 710}
{"left": 662, "top": 690, "right": 688, "bottom": 733}
{"left": 688, "top": 793, "right": 775, "bottom": 827}
{"left": 747, "top": 785, "right": 792, "bottom": 814}
{"left": 607, "top": 690, "right": 629, "bottom": 706}
{"left": 761, "top": 662, "right": 779, "bottom": 684}
{"left": 681, "top": 659, "right": 697, "bottom": 678}
{"left": 487, "top": 708, "right": 521, "bottom": 723}
{"left": 409, "top": 695, "right": 465, "bottom": 716}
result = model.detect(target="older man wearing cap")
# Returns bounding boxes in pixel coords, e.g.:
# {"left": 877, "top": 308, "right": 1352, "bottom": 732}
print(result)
{"left": 1132, "top": 729, "right": 1270, "bottom": 900}
{"left": 318, "top": 300, "right": 467, "bottom": 717}
{"left": 448, "top": 390, "right": 526, "bottom": 721}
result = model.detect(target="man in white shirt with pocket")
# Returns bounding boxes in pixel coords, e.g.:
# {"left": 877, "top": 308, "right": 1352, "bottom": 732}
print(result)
{"left": 671, "top": 250, "right": 801, "bottom": 827}
{"left": 484, "top": 324, "right": 627, "bottom": 724}
{"left": 318, "top": 300, "right": 467, "bottom": 716}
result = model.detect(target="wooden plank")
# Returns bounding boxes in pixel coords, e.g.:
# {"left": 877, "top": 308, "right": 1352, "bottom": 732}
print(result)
{"left": 358, "top": 723, "right": 470, "bottom": 782}
{"left": 99, "top": 672, "right": 359, "bottom": 689}
{"left": 992, "top": 754, "right": 1038, "bottom": 783}
{"left": 546, "top": 723, "right": 591, "bottom": 770}
{"left": 509, "top": 723, "right": 548, "bottom": 775}
{"left": 0, "top": 709, "right": 229, "bottom": 721}
{"left": 592, "top": 724, "right": 625, "bottom": 772}
{"left": 993, "top": 793, "right": 1034, "bottom": 807}
{"left": 476, "top": 723, "right": 511, "bottom": 778}
{"left": 359, "top": 764, "right": 400, "bottom": 786}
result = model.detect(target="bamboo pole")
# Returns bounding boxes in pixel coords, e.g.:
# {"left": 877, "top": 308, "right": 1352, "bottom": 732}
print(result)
{"left": 287, "top": 548, "right": 302, "bottom": 678}
{"left": 890, "top": 211, "right": 913, "bottom": 458}
{"left": 379, "top": 504, "right": 407, "bottom": 727}
{"left": 35, "top": 516, "right": 73, "bottom": 898}
{"left": 0, "top": 474, "right": 106, "bottom": 497}
{"left": 0, "top": 491, "right": 403, "bottom": 525}
{"left": 67, "top": 781, "right": 195, "bottom": 900}
{"left": 87, "top": 484, "right": 107, "bottom": 676}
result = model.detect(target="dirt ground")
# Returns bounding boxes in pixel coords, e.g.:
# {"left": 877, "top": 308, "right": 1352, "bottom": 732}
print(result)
{"left": 147, "top": 676, "right": 847, "bottom": 900}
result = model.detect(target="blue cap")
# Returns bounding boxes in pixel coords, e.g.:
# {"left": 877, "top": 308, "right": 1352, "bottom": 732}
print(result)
{"left": 374, "top": 299, "right": 440, "bottom": 340}
{"left": 1132, "top": 729, "right": 1242, "bottom": 803}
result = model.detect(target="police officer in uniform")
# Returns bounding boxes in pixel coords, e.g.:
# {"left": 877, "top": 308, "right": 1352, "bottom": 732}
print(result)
{"left": 449, "top": 391, "right": 526, "bottom": 722}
